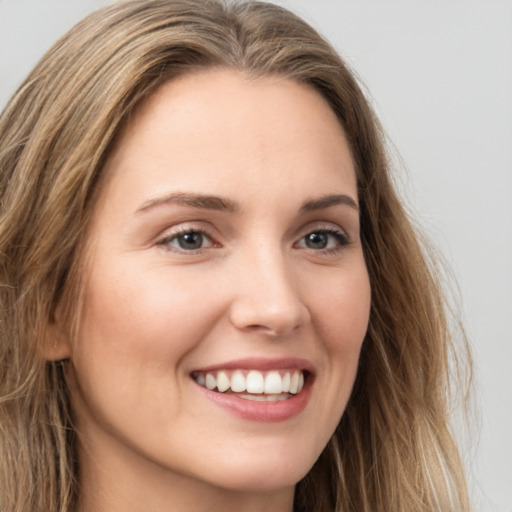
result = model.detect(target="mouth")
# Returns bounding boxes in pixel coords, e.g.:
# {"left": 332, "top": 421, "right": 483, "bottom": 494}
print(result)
{"left": 191, "top": 369, "right": 307, "bottom": 402}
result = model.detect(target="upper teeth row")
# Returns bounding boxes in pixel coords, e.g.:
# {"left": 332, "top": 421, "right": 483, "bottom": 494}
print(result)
{"left": 193, "top": 369, "right": 305, "bottom": 395}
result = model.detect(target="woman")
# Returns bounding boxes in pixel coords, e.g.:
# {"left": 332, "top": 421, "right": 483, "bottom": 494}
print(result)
{"left": 0, "top": 1, "right": 471, "bottom": 511}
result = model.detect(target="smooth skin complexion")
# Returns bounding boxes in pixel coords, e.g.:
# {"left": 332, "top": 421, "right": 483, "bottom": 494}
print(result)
{"left": 54, "top": 70, "right": 372, "bottom": 512}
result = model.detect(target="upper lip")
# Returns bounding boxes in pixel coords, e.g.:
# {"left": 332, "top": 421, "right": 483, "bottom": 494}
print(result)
{"left": 192, "top": 357, "right": 315, "bottom": 375}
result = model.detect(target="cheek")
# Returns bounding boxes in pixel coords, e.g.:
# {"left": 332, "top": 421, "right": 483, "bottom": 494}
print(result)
{"left": 77, "top": 259, "right": 222, "bottom": 363}
{"left": 297, "top": 263, "right": 370, "bottom": 459}
{"left": 67, "top": 260, "right": 224, "bottom": 433}
{"left": 311, "top": 263, "right": 371, "bottom": 356}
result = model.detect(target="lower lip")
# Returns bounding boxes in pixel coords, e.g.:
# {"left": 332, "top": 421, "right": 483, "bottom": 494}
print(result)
{"left": 195, "top": 380, "right": 312, "bottom": 422}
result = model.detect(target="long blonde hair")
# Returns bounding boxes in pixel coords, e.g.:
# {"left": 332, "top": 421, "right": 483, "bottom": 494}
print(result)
{"left": 0, "top": 1, "right": 471, "bottom": 511}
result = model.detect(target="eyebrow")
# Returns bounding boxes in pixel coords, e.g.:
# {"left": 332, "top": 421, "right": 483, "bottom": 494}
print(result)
{"left": 136, "top": 192, "right": 358, "bottom": 215}
{"left": 299, "top": 194, "right": 359, "bottom": 213}
{"left": 137, "top": 192, "right": 240, "bottom": 214}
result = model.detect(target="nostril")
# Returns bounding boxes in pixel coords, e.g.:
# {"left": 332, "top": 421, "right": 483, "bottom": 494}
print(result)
{"left": 228, "top": 296, "right": 310, "bottom": 337}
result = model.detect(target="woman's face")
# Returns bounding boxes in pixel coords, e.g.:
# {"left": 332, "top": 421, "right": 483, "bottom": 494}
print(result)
{"left": 64, "top": 69, "right": 371, "bottom": 502}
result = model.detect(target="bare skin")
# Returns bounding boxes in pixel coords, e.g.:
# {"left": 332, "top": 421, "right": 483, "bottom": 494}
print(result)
{"left": 55, "top": 69, "right": 371, "bottom": 512}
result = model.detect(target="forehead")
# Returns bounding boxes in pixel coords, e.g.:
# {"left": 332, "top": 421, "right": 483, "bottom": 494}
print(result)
{"left": 98, "top": 69, "right": 356, "bottom": 213}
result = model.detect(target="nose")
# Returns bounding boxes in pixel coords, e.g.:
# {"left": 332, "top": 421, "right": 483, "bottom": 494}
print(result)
{"left": 228, "top": 248, "right": 311, "bottom": 338}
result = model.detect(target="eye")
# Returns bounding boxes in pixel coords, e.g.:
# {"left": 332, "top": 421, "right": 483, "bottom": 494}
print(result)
{"left": 296, "top": 228, "right": 349, "bottom": 252}
{"left": 159, "top": 229, "right": 214, "bottom": 252}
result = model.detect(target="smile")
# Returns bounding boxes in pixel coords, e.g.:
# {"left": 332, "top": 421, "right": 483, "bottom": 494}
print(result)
{"left": 192, "top": 369, "right": 306, "bottom": 401}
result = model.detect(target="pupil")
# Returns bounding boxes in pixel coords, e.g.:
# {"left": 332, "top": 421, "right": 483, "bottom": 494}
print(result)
{"left": 178, "top": 232, "right": 203, "bottom": 250}
{"left": 306, "top": 232, "right": 328, "bottom": 249}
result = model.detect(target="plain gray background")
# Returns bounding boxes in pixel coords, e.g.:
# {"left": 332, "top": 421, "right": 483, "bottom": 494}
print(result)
{"left": 1, "top": 1, "right": 511, "bottom": 511}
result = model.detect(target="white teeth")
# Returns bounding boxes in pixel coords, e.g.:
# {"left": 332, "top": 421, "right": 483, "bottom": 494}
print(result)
{"left": 298, "top": 372, "right": 304, "bottom": 393}
{"left": 282, "top": 372, "right": 291, "bottom": 392}
{"left": 194, "top": 369, "right": 306, "bottom": 397}
{"left": 195, "top": 373, "right": 205, "bottom": 386}
{"left": 239, "top": 393, "right": 290, "bottom": 402}
{"left": 230, "top": 370, "right": 246, "bottom": 392}
{"left": 289, "top": 371, "right": 299, "bottom": 394}
{"left": 205, "top": 373, "right": 216, "bottom": 390}
{"left": 216, "top": 371, "right": 230, "bottom": 392}
{"left": 264, "top": 371, "right": 283, "bottom": 394}
{"left": 246, "top": 370, "right": 264, "bottom": 394}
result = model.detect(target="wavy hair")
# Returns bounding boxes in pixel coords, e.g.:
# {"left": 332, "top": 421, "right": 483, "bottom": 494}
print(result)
{"left": 0, "top": 1, "right": 471, "bottom": 511}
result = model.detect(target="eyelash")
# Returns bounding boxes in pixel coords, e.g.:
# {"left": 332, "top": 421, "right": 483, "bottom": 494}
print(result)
{"left": 157, "top": 226, "right": 350, "bottom": 254}
{"left": 157, "top": 226, "right": 217, "bottom": 253}
{"left": 296, "top": 227, "right": 351, "bottom": 254}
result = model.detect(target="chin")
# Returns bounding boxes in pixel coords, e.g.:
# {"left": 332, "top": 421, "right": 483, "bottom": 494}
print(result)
{"left": 198, "top": 444, "right": 317, "bottom": 493}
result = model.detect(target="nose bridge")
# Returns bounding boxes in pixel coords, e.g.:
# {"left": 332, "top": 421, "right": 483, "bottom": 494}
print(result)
{"left": 229, "top": 238, "right": 310, "bottom": 336}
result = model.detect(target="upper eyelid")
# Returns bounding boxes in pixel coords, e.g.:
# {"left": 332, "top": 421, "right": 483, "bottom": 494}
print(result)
{"left": 295, "top": 221, "right": 353, "bottom": 250}
{"left": 155, "top": 224, "right": 217, "bottom": 248}
{"left": 295, "top": 220, "right": 349, "bottom": 238}
{"left": 157, "top": 222, "right": 215, "bottom": 239}
{"left": 154, "top": 220, "right": 351, "bottom": 245}
{"left": 296, "top": 227, "right": 350, "bottom": 245}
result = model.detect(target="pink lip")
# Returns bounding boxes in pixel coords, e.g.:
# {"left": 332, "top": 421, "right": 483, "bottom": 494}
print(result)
{"left": 191, "top": 357, "right": 315, "bottom": 423}
{"left": 193, "top": 357, "right": 315, "bottom": 373}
